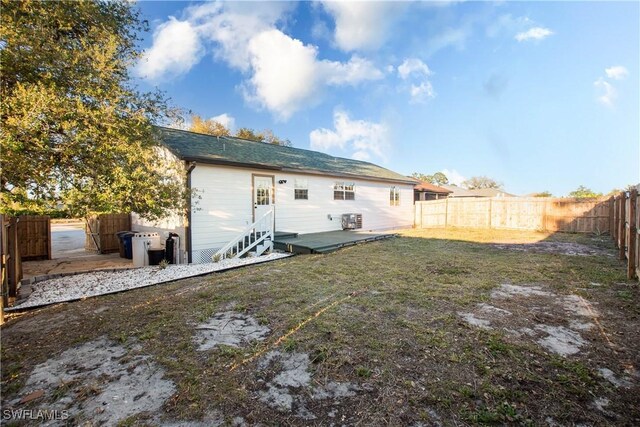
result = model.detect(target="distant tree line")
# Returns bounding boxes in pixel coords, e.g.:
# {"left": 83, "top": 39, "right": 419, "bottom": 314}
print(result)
{"left": 409, "top": 171, "right": 632, "bottom": 198}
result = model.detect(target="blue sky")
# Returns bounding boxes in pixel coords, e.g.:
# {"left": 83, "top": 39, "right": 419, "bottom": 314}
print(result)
{"left": 133, "top": 1, "right": 639, "bottom": 196}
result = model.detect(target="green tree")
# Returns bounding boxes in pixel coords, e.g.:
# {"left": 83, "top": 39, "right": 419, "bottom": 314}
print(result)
{"left": 190, "top": 115, "right": 231, "bottom": 137}
{"left": 235, "top": 127, "right": 292, "bottom": 147}
{"left": 0, "top": 0, "right": 187, "bottom": 220}
{"left": 462, "top": 176, "right": 502, "bottom": 190}
{"left": 410, "top": 172, "right": 449, "bottom": 185}
{"left": 431, "top": 172, "right": 449, "bottom": 185}
{"left": 532, "top": 191, "right": 553, "bottom": 197}
{"left": 568, "top": 185, "right": 602, "bottom": 198}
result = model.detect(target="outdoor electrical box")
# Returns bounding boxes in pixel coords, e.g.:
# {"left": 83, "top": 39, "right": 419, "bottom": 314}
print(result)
{"left": 341, "top": 213, "right": 363, "bottom": 230}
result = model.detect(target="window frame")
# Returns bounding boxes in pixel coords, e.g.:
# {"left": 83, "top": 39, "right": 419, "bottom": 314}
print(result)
{"left": 390, "top": 186, "right": 400, "bottom": 206}
{"left": 334, "top": 182, "right": 355, "bottom": 200}
{"left": 294, "top": 178, "right": 308, "bottom": 200}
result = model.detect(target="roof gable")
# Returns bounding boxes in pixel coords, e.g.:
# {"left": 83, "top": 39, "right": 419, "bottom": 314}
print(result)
{"left": 154, "top": 126, "right": 416, "bottom": 184}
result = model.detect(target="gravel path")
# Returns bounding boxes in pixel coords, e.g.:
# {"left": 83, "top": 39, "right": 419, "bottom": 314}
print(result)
{"left": 9, "top": 253, "right": 293, "bottom": 311}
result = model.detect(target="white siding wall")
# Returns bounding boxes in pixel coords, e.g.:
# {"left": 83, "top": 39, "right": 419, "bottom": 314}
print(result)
{"left": 131, "top": 212, "right": 187, "bottom": 262}
{"left": 190, "top": 164, "right": 414, "bottom": 262}
{"left": 190, "top": 166, "right": 254, "bottom": 261}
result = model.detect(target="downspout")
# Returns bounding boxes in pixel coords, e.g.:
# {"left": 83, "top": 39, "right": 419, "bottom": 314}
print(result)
{"left": 186, "top": 161, "right": 196, "bottom": 263}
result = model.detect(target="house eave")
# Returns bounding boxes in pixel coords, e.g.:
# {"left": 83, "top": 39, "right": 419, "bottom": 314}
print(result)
{"left": 179, "top": 156, "right": 417, "bottom": 186}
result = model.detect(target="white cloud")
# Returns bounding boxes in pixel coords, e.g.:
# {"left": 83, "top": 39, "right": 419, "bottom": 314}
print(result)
{"left": 440, "top": 169, "right": 466, "bottom": 186}
{"left": 410, "top": 82, "right": 435, "bottom": 103}
{"left": 594, "top": 77, "right": 617, "bottom": 107}
{"left": 397, "top": 58, "right": 435, "bottom": 103}
{"left": 398, "top": 58, "right": 432, "bottom": 80}
{"left": 426, "top": 27, "right": 470, "bottom": 56}
{"left": 309, "top": 110, "right": 390, "bottom": 162}
{"left": 486, "top": 14, "right": 532, "bottom": 39}
{"left": 323, "top": 56, "right": 385, "bottom": 85}
{"left": 139, "top": 3, "right": 384, "bottom": 120}
{"left": 243, "top": 30, "right": 384, "bottom": 120}
{"left": 244, "top": 30, "right": 322, "bottom": 120}
{"left": 605, "top": 65, "right": 628, "bottom": 80}
{"left": 192, "top": 2, "right": 290, "bottom": 72}
{"left": 515, "top": 27, "right": 553, "bottom": 42}
{"left": 210, "top": 113, "right": 235, "bottom": 130}
{"left": 320, "top": 1, "right": 403, "bottom": 51}
{"left": 136, "top": 18, "right": 203, "bottom": 80}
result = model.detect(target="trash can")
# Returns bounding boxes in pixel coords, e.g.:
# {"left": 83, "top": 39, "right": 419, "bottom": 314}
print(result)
{"left": 147, "top": 248, "right": 166, "bottom": 266}
{"left": 116, "top": 231, "right": 135, "bottom": 259}
{"left": 121, "top": 232, "right": 135, "bottom": 260}
{"left": 115, "top": 232, "right": 128, "bottom": 258}
{"left": 165, "top": 233, "right": 179, "bottom": 264}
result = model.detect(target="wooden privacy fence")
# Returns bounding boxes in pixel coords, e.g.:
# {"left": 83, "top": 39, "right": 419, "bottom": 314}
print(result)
{"left": 1, "top": 215, "right": 22, "bottom": 322}
{"left": 85, "top": 213, "right": 131, "bottom": 254}
{"left": 611, "top": 187, "right": 639, "bottom": 280}
{"left": 415, "top": 197, "right": 612, "bottom": 233}
{"left": 17, "top": 215, "right": 51, "bottom": 260}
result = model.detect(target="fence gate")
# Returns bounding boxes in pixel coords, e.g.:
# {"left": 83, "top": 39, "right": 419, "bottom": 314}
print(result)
{"left": 17, "top": 215, "right": 51, "bottom": 261}
{"left": 85, "top": 214, "right": 131, "bottom": 254}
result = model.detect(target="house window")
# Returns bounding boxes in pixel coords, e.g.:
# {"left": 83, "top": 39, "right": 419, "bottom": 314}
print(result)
{"left": 334, "top": 182, "right": 355, "bottom": 200}
{"left": 256, "top": 182, "right": 270, "bottom": 205}
{"left": 390, "top": 187, "right": 400, "bottom": 206}
{"left": 294, "top": 179, "right": 308, "bottom": 200}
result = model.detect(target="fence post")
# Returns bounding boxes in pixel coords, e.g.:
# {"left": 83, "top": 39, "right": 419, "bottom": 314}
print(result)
{"left": 609, "top": 197, "right": 615, "bottom": 236}
{"left": 444, "top": 198, "right": 449, "bottom": 228}
{"left": 618, "top": 192, "right": 626, "bottom": 260}
{"left": 611, "top": 197, "right": 617, "bottom": 242}
{"left": 1, "top": 215, "right": 6, "bottom": 324}
{"left": 541, "top": 199, "right": 547, "bottom": 232}
{"left": 488, "top": 198, "right": 493, "bottom": 229}
{"left": 627, "top": 189, "right": 637, "bottom": 279}
{"left": 7, "top": 217, "right": 19, "bottom": 300}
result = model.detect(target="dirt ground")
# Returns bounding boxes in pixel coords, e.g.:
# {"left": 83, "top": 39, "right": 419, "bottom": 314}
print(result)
{"left": 1, "top": 227, "right": 638, "bottom": 426}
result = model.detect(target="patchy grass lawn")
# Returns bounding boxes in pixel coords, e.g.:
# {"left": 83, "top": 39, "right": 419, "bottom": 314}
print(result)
{"left": 2, "top": 228, "right": 639, "bottom": 426}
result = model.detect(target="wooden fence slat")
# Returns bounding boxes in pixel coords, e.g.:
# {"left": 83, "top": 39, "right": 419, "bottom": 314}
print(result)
{"left": 415, "top": 196, "right": 612, "bottom": 234}
{"left": 7, "top": 217, "right": 20, "bottom": 299}
{"left": 618, "top": 193, "right": 626, "bottom": 260}
{"left": 16, "top": 215, "right": 51, "bottom": 260}
{"left": 627, "top": 189, "right": 637, "bottom": 279}
{"left": 85, "top": 214, "right": 131, "bottom": 254}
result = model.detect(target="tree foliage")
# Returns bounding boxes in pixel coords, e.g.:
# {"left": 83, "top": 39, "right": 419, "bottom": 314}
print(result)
{"left": 0, "top": 0, "right": 187, "bottom": 220}
{"left": 568, "top": 185, "right": 602, "bottom": 199}
{"left": 532, "top": 191, "right": 553, "bottom": 197}
{"left": 235, "top": 127, "right": 292, "bottom": 147}
{"left": 462, "top": 176, "right": 502, "bottom": 190}
{"left": 411, "top": 172, "right": 449, "bottom": 185}
{"left": 189, "top": 120, "right": 292, "bottom": 147}
{"left": 190, "top": 115, "right": 231, "bottom": 137}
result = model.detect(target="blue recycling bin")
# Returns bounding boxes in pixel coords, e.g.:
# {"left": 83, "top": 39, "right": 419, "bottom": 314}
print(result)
{"left": 116, "top": 232, "right": 135, "bottom": 260}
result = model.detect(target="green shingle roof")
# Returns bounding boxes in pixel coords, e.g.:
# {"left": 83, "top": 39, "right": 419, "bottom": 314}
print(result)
{"left": 154, "top": 126, "right": 417, "bottom": 184}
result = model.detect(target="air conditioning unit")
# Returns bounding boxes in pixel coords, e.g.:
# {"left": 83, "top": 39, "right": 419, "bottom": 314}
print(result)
{"left": 341, "top": 213, "right": 362, "bottom": 230}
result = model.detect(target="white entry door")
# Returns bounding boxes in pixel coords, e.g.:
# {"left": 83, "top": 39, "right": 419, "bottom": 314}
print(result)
{"left": 253, "top": 175, "right": 274, "bottom": 225}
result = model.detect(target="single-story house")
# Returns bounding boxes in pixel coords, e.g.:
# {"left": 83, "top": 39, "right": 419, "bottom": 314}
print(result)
{"left": 133, "top": 127, "right": 418, "bottom": 264}
{"left": 465, "top": 188, "right": 515, "bottom": 198}
{"left": 439, "top": 185, "right": 514, "bottom": 198}
{"left": 414, "top": 181, "right": 453, "bottom": 201}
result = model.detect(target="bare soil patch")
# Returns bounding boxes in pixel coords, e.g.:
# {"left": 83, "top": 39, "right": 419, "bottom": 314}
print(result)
{"left": 2, "top": 337, "right": 175, "bottom": 426}
{"left": 194, "top": 311, "right": 270, "bottom": 350}
{"left": 491, "top": 241, "right": 613, "bottom": 257}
